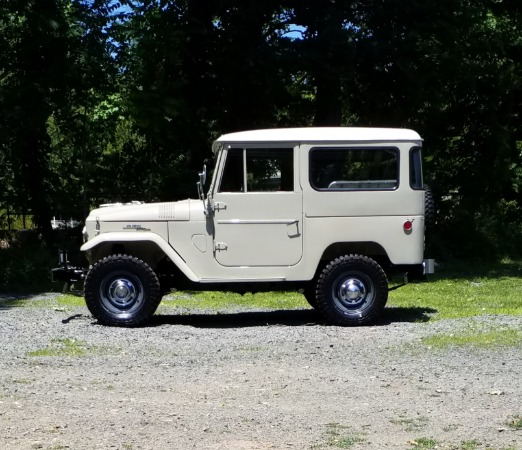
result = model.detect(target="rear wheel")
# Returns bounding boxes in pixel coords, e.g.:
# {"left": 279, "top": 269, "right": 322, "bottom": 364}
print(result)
{"left": 315, "top": 255, "right": 388, "bottom": 326}
{"left": 84, "top": 254, "right": 162, "bottom": 327}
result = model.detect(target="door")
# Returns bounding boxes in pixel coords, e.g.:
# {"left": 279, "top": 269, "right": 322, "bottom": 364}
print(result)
{"left": 212, "top": 147, "right": 303, "bottom": 267}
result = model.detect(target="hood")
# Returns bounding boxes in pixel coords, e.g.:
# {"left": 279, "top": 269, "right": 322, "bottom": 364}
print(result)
{"left": 86, "top": 199, "right": 204, "bottom": 222}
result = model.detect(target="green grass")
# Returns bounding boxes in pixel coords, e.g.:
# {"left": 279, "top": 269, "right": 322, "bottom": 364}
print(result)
{"left": 319, "top": 423, "right": 364, "bottom": 449}
{"left": 3, "top": 261, "right": 521, "bottom": 327}
{"left": 508, "top": 415, "right": 522, "bottom": 430}
{"left": 27, "top": 338, "right": 90, "bottom": 357}
{"left": 390, "top": 416, "right": 428, "bottom": 432}
{"left": 409, "top": 437, "right": 439, "bottom": 449}
{"left": 0, "top": 293, "right": 86, "bottom": 309}
{"left": 388, "top": 261, "right": 522, "bottom": 320}
{"left": 161, "top": 290, "right": 308, "bottom": 310}
{"left": 158, "top": 261, "right": 522, "bottom": 321}
{"left": 26, "top": 337, "right": 121, "bottom": 358}
{"left": 458, "top": 440, "right": 480, "bottom": 450}
{"left": 421, "top": 327, "right": 522, "bottom": 349}
{"left": 55, "top": 294, "right": 86, "bottom": 307}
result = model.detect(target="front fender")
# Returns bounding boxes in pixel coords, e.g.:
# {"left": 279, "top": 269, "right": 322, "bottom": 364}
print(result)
{"left": 81, "top": 232, "right": 199, "bottom": 282}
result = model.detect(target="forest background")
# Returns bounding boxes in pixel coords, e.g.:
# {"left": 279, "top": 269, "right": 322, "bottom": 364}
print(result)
{"left": 1, "top": 0, "right": 522, "bottom": 290}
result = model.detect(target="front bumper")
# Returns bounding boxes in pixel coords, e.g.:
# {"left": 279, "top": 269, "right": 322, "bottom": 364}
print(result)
{"left": 51, "top": 265, "right": 87, "bottom": 284}
{"left": 51, "top": 249, "right": 87, "bottom": 287}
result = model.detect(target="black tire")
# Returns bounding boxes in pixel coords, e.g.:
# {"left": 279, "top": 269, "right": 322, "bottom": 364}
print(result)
{"left": 315, "top": 255, "right": 388, "bottom": 326}
{"left": 84, "top": 254, "right": 162, "bottom": 327}
{"left": 424, "top": 185, "right": 436, "bottom": 229}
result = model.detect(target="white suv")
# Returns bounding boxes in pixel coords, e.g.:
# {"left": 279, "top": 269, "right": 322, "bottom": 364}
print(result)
{"left": 81, "top": 127, "right": 434, "bottom": 326}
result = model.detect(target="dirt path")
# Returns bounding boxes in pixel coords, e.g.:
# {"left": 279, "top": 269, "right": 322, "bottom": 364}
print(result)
{"left": 0, "top": 298, "right": 520, "bottom": 449}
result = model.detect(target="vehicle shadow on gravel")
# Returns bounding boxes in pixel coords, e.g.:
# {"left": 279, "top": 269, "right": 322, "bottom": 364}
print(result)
{"left": 149, "top": 306, "right": 436, "bottom": 328}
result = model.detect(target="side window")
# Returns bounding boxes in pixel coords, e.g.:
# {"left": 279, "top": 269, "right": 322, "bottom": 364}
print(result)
{"left": 246, "top": 148, "right": 293, "bottom": 192}
{"left": 218, "top": 148, "right": 294, "bottom": 193}
{"left": 409, "top": 146, "right": 424, "bottom": 189}
{"left": 309, "top": 147, "right": 398, "bottom": 191}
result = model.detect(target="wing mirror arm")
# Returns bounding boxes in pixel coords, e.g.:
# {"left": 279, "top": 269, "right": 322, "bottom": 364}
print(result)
{"left": 197, "top": 164, "right": 214, "bottom": 216}
{"left": 197, "top": 164, "right": 207, "bottom": 201}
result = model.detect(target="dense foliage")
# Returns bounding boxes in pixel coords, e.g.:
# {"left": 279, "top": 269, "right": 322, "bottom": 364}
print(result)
{"left": 1, "top": 0, "right": 521, "bottom": 260}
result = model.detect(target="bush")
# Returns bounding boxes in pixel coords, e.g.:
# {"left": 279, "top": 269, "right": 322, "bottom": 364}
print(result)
{"left": 427, "top": 198, "right": 522, "bottom": 262}
{"left": 0, "top": 230, "right": 63, "bottom": 293}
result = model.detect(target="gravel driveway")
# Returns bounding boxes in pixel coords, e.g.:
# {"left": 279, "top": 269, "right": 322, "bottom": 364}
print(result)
{"left": 1, "top": 294, "right": 520, "bottom": 450}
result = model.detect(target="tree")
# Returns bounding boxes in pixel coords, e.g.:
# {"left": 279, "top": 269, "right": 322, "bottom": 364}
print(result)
{"left": 0, "top": 0, "right": 121, "bottom": 237}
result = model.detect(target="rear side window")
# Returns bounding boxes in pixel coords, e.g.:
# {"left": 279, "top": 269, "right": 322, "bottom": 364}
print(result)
{"left": 309, "top": 147, "right": 399, "bottom": 191}
{"left": 409, "top": 146, "right": 424, "bottom": 189}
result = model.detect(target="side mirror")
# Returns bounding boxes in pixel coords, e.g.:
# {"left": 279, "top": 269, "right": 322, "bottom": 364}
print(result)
{"left": 197, "top": 164, "right": 207, "bottom": 201}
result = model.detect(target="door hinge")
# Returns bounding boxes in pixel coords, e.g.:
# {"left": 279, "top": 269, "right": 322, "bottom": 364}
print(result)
{"left": 214, "top": 242, "right": 228, "bottom": 251}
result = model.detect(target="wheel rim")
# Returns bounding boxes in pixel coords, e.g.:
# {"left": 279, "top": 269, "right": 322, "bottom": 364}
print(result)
{"left": 99, "top": 272, "right": 144, "bottom": 316}
{"left": 331, "top": 271, "right": 374, "bottom": 314}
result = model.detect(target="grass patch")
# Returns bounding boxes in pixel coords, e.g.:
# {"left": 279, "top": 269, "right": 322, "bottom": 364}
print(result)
{"left": 421, "top": 326, "right": 522, "bottom": 349}
{"left": 3, "top": 261, "right": 521, "bottom": 325}
{"left": 27, "top": 338, "right": 90, "bottom": 357}
{"left": 0, "top": 297, "right": 41, "bottom": 308}
{"left": 409, "top": 437, "right": 439, "bottom": 449}
{"left": 319, "top": 423, "right": 364, "bottom": 448}
{"left": 390, "top": 416, "right": 428, "bottom": 432}
{"left": 389, "top": 261, "right": 522, "bottom": 320}
{"left": 12, "top": 378, "right": 33, "bottom": 385}
{"left": 159, "top": 261, "right": 522, "bottom": 321}
{"left": 458, "top": 440, "right": 480, "bottom": 450}
{"left": 55, "top": 294, "right": 86, "bottom": 308}
{"left": 161, "top": 290, "right": 308, "bottom": 311}
{"left": 0, "top": 293, "right": 85, "bottom": 309}
{"left": 508, "top": 415, "right": 522, "bottom": 430}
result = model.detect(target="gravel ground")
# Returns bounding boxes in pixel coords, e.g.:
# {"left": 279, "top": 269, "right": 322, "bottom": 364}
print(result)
{"left": 0, "top": 294, "right": 521, "bottom": 450}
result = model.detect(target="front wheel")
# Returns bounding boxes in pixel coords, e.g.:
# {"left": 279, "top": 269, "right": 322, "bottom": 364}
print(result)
{"left": 84, "top": 254, "right": 162, "bottom": 327}
{"left": 315, "top": 255, "right": 388, "bottom": 326}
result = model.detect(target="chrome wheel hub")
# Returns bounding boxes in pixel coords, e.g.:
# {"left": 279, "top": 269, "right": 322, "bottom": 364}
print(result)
{"left": 332, "top": 271, "right": 374, "bottom": 313}
{"left": 100, "top": 273, "right": 144, "bottom": 314}
{"left": 339, "top": 278, "right": 367, "bottom": 304}
{"left": 109, "top": 279, "right": 136, "bottom": 306}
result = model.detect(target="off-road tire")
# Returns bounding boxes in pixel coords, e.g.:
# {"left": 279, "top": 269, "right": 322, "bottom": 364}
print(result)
{"left": 315, "top": 254, "right": 388, "bottom": 326}
{"left": 84, "top": 254, "right": 162, "bottom": 327}
{"left": 424, "top": 185, "right": 436, "bottom": 229}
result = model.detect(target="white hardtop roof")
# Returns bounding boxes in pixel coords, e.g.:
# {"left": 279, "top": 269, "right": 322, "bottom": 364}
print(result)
{"left": 215, "top": 127, "right": 422, "bottom": 146}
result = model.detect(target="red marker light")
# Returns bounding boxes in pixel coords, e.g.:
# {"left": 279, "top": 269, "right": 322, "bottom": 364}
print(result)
{"left": 403, "top": 220, "right": 413, "bottom": 232}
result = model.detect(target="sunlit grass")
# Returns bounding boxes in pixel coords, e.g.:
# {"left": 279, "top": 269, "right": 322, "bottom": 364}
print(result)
{"left": 3, "top": 261, "right": 521, "bottom": 324}
{"left": 161, "top": 290, "right": 308, "bottom": 310}
{"left": 27, "top": 338, "right": 89, "bottom": 357}
{"left": 389, "top": 266, "right": 522, "bottom": 320}
{"left": 316, "top": 423, "right": 365, "bottom": 449}
{"left": 421, "top": 327, "right": 522, "bottom": 349}
{"left": 408, "top": 437, "right": 439, "bottom": 449}
{"left": 0, "top": 294, "right": 85, "bottom": 309}
{"left": 55, "top": 294, "right": 85, "bottom": 307}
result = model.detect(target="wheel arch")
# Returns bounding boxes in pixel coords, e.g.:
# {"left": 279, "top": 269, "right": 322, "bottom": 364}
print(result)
{"left": 319, "top": 242, "right": 391, "bottom": 269}
{"left": 81, "top": 232, "right": 199, "bottom": 282}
